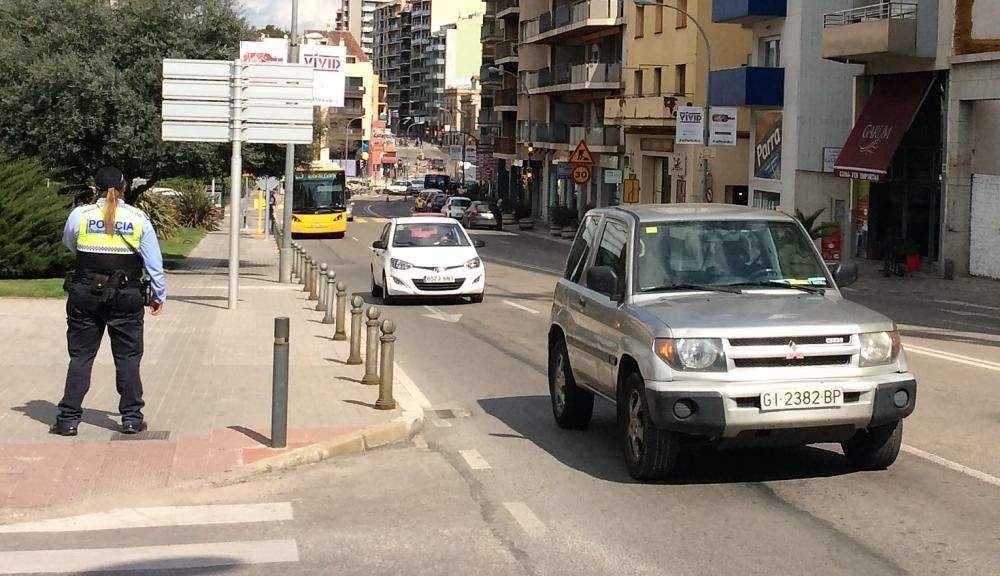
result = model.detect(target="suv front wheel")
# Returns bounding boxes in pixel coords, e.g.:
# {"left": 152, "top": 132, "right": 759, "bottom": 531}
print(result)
{"left": 548, "top": 337, "right": 594, "bottom": 429}
{"left": 620, "top": 373, "right": 680, "bottom": 481}
{"left": 842, "top": 420, "right": 902, "bottom": 470}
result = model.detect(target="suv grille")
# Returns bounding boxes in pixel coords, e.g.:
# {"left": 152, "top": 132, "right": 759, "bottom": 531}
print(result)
{"left": 729, "top": 335, "right": 851, "bottom": 347}
{"left": 734, "top": 355, "right": 853, "bottom": 368}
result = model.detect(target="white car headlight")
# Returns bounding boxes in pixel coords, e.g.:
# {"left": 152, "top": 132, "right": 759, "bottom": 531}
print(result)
{"left": 859, "top": 331, "right": 900, "bottom": 366}
{"left": 655, "top": 338, "right": 726, "bottom": 371}
{"left": 465, "top": 257, "right": 482, "bottom": 269}
{"left": 390, "top": 258, "right": 413, "bottom": 270}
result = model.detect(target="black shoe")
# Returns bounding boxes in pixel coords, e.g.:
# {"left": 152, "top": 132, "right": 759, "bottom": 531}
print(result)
{"left": 121, "top": 422, "right": 148, "bottom": 435}
{"left": 49, "top": 422, "right": 78, "bottom": 437}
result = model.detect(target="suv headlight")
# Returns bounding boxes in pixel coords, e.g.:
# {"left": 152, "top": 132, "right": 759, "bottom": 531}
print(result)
{"left": 655, "top": 338, "right": 727, "bottom": 371}
{"left": 859, "top": 331, "right": 901, "bottom": 367}
{"left": 465, "top": 257, "right": 482, "bottom": 269}
{"left": 390, "top": 258, "right": 412, "bottom": 270}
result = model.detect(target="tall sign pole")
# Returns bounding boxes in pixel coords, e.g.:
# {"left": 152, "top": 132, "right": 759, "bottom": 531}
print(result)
{"left": 279, "top": 0, "right": 299, "bottom": 284}
{"left": 229, "top": 61, "right": 244, "bottom": 309}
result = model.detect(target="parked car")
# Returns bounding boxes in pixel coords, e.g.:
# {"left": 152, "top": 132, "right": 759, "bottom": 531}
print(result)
{"left": 441, "top": 196, "right": 471, "bottom": 219}
{"left": 370, "top": 216, "right": 487, "bottom": 304}
{"left": 462, "top": 201, "right": 498, "bottom": 230}
{"left": 407, "top": 179, "right": 425, "bottom": 196}
{"left": 548, "top": 204, "right": 916, "bottom": 481}
{"left": 386, "top": 180, "right": 409, "bottom": 195}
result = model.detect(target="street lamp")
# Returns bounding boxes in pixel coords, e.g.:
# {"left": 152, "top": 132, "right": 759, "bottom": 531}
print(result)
{"left": 405, "top": 120, "right": 426, "bottom": 140}
{"left": 634, "top": 0, "right": 713, "bottom": 202}
{"left": 488, "top": 66, "right": 532, "bottom": 154}
{"left": 345, "top": 116, "right": 366, "bottom": 162}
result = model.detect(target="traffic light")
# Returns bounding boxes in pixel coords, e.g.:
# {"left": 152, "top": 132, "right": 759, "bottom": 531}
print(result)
{"left": 521, "top": 169, "right": 533, "bottom": 189}
{"left": 527, "top": 142, "right": 534, "bottom": 156}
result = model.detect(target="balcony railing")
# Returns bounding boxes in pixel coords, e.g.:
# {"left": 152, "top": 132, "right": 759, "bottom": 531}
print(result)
{"left": 823, "top": 2, "right": 916, "bottom": 27}
{"left": 521, "top": 0, "right": 621, "bottom": 43}
{"left": 495, "top": 89, "right": 517, "bottom": 108}
{"left": 517, "top": 122, "right": 621, "bottom": 148}
{"left": 537, "top": 62, "right": 621, "bottom": 89}
{"left": 495, "top": 40, "right": 518, "bottom": 61}
{"left": 494, "top": 136, "right": 516, "bottom": 155}
{"left": 496, "top": 0, "right": 520, "bottom": 17}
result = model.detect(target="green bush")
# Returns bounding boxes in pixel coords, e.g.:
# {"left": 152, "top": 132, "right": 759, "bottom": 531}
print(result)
{"left": 0, "top": 159, "right": 74, "bottom": 279}
{"left": 135, "top": 191, "right": 179, "bottom": 240}
{"left": 174, "top": 187, "right": 219, "bottom": 230}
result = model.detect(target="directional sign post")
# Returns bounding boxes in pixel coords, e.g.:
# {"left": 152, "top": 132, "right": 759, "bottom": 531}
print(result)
{"left": 162, "top": 59, "right": 314, "bottom": 310}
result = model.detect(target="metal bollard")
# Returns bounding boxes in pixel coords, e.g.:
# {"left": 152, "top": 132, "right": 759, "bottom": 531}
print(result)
{"left": 296, "top": 245, "right": 304, "bottom": 282}
{"left": 362, "top": 306, "right": 381, "bottom": 385}
{"left": 313, "top": 261, "right": 323, "bottom": 302}
{"left": 375, "top": 319, "right": 397, "bottom": 410}
{"left": 302, "top": 256, "right": 312, "bottom": 290}
{"left": 334, "top": 282, "right": 348, "bottom": 340}
{"left": 316, "top": 263, "right": 329, "bottom": 311}
{"left": 271, "top": 317, "right": 290, "bottom": 449}
{"left": 308, "top": 260, "right": 319, "bottom": 300}
{"left": 291, "top": 243, "right": 298, "bottom": 279}
{"left": 347, "top": 295, "right": 364, "bottom": 365}
{"left": 322, "top": 271, "right": 336, "bottom": 324}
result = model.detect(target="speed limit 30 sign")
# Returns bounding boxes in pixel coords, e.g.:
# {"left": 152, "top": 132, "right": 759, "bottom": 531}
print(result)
{"left": 571, "top": 164, "right": 592, "bottom": 185}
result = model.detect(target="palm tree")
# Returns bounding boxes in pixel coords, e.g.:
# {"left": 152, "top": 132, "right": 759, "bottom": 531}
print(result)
{"left": 795, "top": 208, "right": 826, "bottom": 239}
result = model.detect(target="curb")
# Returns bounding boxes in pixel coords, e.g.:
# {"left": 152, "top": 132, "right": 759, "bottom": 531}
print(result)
{"left": 213, "top": 363, "right": 426, "bottom": 486}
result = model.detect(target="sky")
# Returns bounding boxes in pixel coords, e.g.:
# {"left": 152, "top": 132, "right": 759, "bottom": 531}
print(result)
{"left": 240, "top": 0, "right": 343, "bottom": 30}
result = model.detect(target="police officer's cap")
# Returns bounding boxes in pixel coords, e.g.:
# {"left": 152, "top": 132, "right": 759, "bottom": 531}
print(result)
{"left": 95, "top": 166, "right": 126, "bottom": 190}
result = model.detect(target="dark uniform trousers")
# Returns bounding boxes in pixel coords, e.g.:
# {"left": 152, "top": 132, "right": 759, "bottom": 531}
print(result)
{"left": 58, "top": 282, "right": 145, "bottom": 425}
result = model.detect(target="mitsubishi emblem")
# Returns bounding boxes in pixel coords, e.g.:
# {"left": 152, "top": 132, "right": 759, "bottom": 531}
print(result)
{"left": 786, "top": 341, "right": 805, "bottom": 360}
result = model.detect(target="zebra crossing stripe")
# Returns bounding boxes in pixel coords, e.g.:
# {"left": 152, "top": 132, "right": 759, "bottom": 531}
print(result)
{"left": 0, "top": 503, "right": 293, "bottom": 533}
{"left": 0, "top": 539, "right": 299, "bottom": 574}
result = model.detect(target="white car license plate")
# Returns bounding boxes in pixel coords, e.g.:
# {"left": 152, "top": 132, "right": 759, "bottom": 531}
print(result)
{"left": 760, "top": 388, "right": 843, "bottom": 412}
{"left": 424, "top": 275, "right": 454, "bottom": 283}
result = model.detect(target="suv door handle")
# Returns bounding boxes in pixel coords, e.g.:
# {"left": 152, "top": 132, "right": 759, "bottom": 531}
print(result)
{"left": 577, "top": 296, "right": 587, "bottom": 307}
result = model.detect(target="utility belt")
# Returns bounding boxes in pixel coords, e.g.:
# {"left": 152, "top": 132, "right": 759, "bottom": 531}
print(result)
{"left": 66, "top": 271, "right": 151, "bottom": 306}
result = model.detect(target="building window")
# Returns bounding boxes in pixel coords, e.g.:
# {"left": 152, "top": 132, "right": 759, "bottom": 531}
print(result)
{"left": 634, "top": 69, "right": 644, "bottom": 97}
{"left": 761, "top": 36, "right": 781, "bottom": 67}
{"left": 676, "top": 0, "right": 688, "bottom": 28}
{"left": 635, "top": 6, "right": 644, "bottom": 38}
{"left": 675, "top": 64, "right": 686, "bottom": 96}
{"left": 655, "top": 5, "right": 664, "bottom": 34}
{"left": 654, "top": 67, "right": 663, "bottom": 96}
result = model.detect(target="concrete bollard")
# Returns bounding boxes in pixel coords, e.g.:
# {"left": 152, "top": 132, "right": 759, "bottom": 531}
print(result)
{"left": 322, "top": 271, "right": 337, "bottom": 324}
{"left": 362, "top": 306, "right": 381, "bottom": 385}
{"left": 302, "top": 256, "right": 312, "bottom": 291}
{"left": 375, "top": 319, "right": 397, "bottom": 410}
{"left": 271, "top": 317, "right": 290, "bottom": 449}
{"left": 291, "top": 243, "right": 298, "bottom": 279}
{"left": 316, "top": 263, "right": 329, "bottom": 311}
{"left": 334, "top": 282, "right": 348, "bottom": 340}
{"left": 347, "top": 295, "right": 364, "bottom": 365}
{"left": 308, "top": 260, "right": 319, "bottom": 300}
{"left": 294, "top": 244, "right": 303, "bottom": 281}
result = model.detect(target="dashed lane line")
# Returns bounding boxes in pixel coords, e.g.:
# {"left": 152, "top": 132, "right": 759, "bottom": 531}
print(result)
{"left": 904, "top": 343, "right": 1000, "bottom": 372}
{"left": 503, "top": 502, "right": 547, "bottom": 537}
{"left": 503, "top": 300, "right": 541, "bottom": 315}
{"left": 902, "top": 445, "right": 1000, "bottom": 489}
{"left": 459, "top": 449, "right": 492, "bottom": 470}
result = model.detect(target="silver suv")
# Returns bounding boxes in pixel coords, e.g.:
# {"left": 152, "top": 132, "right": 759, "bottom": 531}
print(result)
{"left": 548, "top": 205, "right": 916, "bottom": 481}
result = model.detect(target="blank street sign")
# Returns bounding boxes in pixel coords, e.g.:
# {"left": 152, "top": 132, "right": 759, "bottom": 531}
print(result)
{"left": 162, "top": 79, "right": 230, "bottom": 101}
{"left": 243, "top": 124, "right": 313, "bottom": 144}
{"left": 161, "top": 121, "right": 230, "bottom": 143}
{"left": 162, "top": 101, "right": 230, "bottom": 122}
{"left": 163, "top": 59, "right": 232, "bottom": 81}
{"left": 244, "top": 84, "right": 314, "bottom": 102}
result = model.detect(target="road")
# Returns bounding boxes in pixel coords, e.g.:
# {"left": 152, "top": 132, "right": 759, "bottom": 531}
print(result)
{"left": 3, "top": 198, "right": 997, "bottom": 575}
{"left": 304, "top": 199, "right": 1000, "bottom": 575}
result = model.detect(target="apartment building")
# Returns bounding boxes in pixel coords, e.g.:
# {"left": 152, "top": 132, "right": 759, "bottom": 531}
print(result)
{"left": 478, "top": 0, "right": 521, "bottom": 201}
{"left": 817, "top": 0, "right": 1000, "bottom": 279}
{"left": 345, "top": 0, "right": 385, "bottom": 58}
{"left": 608, "top": 0, "right": 753, "bottom": 208}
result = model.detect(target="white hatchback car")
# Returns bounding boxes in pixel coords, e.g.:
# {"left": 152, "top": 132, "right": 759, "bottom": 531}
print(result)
{"left": 371, "top": 217, "right": 487, "bottom": 304}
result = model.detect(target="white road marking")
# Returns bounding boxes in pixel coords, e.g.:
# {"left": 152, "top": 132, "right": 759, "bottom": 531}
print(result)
{"left": 503, "top": 502, "right": 547, "bottom": 537}
{"left": 0, "top": 503, "right": 293, "bottom": 533}
{"left": 351, "top": 236, "right": 359, "bottom": 242}
{"left": 0, "top": 539, "right": 299, "bottom": 574}
{"left": 504, "top": 300, "right": 541, "bottom": 315}
{"left": 902, "top": 445, "right": 1000, "bottom": 489}
{"left": 459, "top": 449, "right": 492, "bottom": 470}
{"left": 431, "top": 418, "right": 453, "bottom": 428}
{"left": 934, "top": 299, "right": 1000, "bottom": 312}
{"left": 484, "top": 256, "right": 561, "bottom": 276}
{"left": 396, "top": 363, "right": 432, "bottom": 409}
{"left": 904, "top": 343, "right": 1000, "bottom": 372}
{"left": 942, "top": 308, "right": 997, "bottom": 319}
{"left": 422, "top": 305, "right": 463, "bottom": 323}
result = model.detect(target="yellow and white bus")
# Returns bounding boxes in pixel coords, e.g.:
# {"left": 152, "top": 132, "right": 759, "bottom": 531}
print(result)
{"left": 291, "top": 168, "right": 349, "bottom": 238}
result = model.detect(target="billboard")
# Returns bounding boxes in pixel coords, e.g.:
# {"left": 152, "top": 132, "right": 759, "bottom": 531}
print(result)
{"left": 675, "top": 106, "right": 705, "bottom": 146}
{"left": 753, "top": 111, "right": 782, "bottom": 180}
{"left": 239, "top": 39, "right": 289, "bottom": 63}
{"left": 709, "top": 107, "right": 738, "bottom": 146}
{"left": 300, "top": 44, "right": 347, "bottom": 107}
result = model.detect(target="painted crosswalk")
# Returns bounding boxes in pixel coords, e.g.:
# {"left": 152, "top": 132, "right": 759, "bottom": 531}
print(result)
{"left": 0, "top": 503, "right": 299, "bottom": 574}
{"left": 352, "top": 217, "right": 388, "bottom": 224}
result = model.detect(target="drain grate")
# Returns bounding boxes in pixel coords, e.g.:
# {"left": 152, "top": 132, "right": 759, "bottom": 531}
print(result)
{"left": 433, "top": 409, "right": 456, "bottom": 419}
{"left": 110, "top": 430, "right": 171, "bottom": 442}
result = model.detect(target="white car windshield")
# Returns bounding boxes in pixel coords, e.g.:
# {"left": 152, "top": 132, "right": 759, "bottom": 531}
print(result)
{"left": 393, "top": 223, "right": 470, "bottom": 247}
{"left": 635, "top": 220, "right": 830, "bottom": 292}
{"left": 451, "top": 198, "right": 471, "bottom": 207}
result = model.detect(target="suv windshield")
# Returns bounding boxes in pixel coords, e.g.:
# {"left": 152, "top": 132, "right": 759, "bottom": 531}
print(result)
{"left": 634, "top": 220, "right": 830, "bottom": 292}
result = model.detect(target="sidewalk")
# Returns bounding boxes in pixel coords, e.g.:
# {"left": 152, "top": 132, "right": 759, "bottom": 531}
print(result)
{"left": 0, "top": 223, "right": 422, "bottom": 513}
{"left": 846, "top": 258, "right": 1000, "bottom": 307}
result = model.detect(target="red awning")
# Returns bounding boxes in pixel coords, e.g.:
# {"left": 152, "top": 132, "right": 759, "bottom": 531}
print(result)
{"left": 834, "top": 72, "right": 935, "bottom": 182}
{"left": 380, "top": 156, "right": 399, "bottom": 165}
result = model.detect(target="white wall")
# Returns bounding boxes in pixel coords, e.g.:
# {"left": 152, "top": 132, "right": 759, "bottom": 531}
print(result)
{"left": 970, "top": 174, "right": 1000, "bottom": 279}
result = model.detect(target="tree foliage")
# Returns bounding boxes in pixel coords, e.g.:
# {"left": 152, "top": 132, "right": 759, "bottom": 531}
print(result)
{"left": 0, "top": 0, "right": 251, "bottom": 192}
{"left": 0, "top": 159, "right": 74, "bottom": 278}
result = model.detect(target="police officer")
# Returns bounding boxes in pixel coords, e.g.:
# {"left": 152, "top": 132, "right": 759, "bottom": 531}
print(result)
{"left": 51, "top": 166, "right": 166, "bottom": 437}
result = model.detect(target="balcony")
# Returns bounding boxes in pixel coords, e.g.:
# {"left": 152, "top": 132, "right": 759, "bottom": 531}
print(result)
{"left": 822, "top": 2, "right": 919, "bottom": 62}
{"left": 527, "top": 62, "right": 622, "bottom": 95}
{"left": 495, "top": 88, "right": 518, "bottom": 112}
{"left": 478, "top": 110, "right": 498, "bottom": 127}
{"left": 521, "top": 0, "right": 621, "bottom": 45}
{"left": 481, "top": 65, "right": 504, "bottom": 86}
{"left": 481, "top": 20, "right": 502, "bottom": 42}
{"left": 495, "top": 40, "right": 518, "bottom": 65}
{"left": 709, "top": 66, "right": 784, "bottom": 108}
{"left": 497, "top": 0, "right": 520, "bottom": 19}
{"left": 713, "top": 0, "right": 785, "bottom": 23}
{"left": 494, "top": 136, "right": 516, "bottom": 156}
{"left": 519, "top": 122, "right": 622, "bottom": 152}
{"left": 604, "top": 95, "right": 680, "bottom": 127}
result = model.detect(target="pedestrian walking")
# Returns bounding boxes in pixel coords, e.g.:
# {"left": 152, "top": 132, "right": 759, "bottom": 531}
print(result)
{"left": 490, "top": 201, "right": 503, "bottom": 232}
{"left": 51, "top": 166, "right": 166, "bottom": 437}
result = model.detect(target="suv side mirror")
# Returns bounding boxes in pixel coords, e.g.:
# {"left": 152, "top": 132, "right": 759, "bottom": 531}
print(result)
{"left": 831, "top": 261, "right": 858, "bottom": 287}
{"left": 587, "top": 266, "right": 621, "bottom": 299}
{"left": 372, "top": 240, "right": 387, "bottom": 250}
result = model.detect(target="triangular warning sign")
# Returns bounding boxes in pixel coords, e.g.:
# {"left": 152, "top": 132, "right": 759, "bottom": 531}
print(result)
{"left": 569, "top": 140, "right": 594, "bottom": 165}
